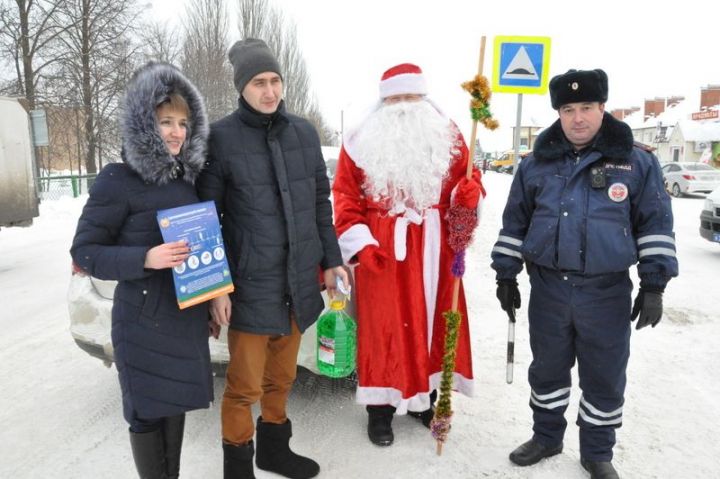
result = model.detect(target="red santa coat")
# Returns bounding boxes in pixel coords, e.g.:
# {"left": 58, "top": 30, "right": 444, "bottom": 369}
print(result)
{"left": 332, "top": 133, "right": 479, "bottom": 414}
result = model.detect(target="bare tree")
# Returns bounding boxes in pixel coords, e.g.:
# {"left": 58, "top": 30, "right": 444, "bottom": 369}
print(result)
{"left": 0, "top": 0, "right": 72, "bottom": 109}
{"left": 236, "top": 0, "right": 333, "bottom": 144}
{"left": 181, "top": 0, "right": 235, "bottom": 121}
{"left": 142, "top": 20, "right": 182, "bottom": 65}
{"left": 44, "top": 102, "right": 85, "bottom": 174}
{"left": 49, "top": 0, "right": 145, "bottom": 174}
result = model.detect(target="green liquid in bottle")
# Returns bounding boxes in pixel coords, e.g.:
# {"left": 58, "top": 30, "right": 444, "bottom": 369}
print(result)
{"left": 316, "top": 299, "right": 357, "bottom": 378}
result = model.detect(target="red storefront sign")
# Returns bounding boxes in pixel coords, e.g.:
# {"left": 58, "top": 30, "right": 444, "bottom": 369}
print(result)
{"left": 691, "top": 110, "right": 719, "bottom": 120}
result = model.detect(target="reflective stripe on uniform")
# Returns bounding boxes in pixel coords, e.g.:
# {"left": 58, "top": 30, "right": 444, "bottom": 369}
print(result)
{"left": 492, "top": 245, "right": 523, "bottom": 259}
{"left": 497, "top": 234, "right": 523, "bottom": 247}
{"left": 637, "top": 234, "right": 675, "bottom": 245}
{"left": 530, "top": 387, "right": 571, "bottom": 410}
{"left": 578, "top": 395, "right": 623, "bottom": 426}
{"left": 637, "top": 234, "right": 676, "bottom": 259}
{"left": 638, "top": 247, "right": 676, "bottom": 258}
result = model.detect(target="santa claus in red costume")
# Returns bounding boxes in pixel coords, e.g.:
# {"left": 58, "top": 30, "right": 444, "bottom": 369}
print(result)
{"left": 332, "top": 63, "right": 485, "bottom": 446}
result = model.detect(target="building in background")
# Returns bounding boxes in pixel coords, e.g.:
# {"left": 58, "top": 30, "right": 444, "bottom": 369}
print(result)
{"left": 613, "top": 85, "right": 720, "bottom": 164}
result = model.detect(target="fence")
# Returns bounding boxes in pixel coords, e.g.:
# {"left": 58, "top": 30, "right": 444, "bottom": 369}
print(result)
{"left": 37, "top": 174, "right": 97, "bottom": 201}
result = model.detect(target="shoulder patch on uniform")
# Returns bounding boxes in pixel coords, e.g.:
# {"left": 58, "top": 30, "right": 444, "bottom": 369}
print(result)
{"left": 633, "top": 141, "right": 655, "bottom": 153}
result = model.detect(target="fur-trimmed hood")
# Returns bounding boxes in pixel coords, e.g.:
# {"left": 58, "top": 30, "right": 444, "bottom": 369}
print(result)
{"left": 120, "top": 62, "right": 208, "bottom": 185}
{"left": 533, "top": 112, "right": 634, "bottom": 162}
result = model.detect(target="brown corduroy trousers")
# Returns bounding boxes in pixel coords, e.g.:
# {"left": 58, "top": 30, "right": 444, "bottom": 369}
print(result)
{"left": 221, "top": 320, "right": 302, "bottom": 445}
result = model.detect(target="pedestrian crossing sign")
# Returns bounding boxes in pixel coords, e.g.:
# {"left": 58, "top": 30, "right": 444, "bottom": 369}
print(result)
{"left": 493, "top": 36, "right": 551, "bottom": 94}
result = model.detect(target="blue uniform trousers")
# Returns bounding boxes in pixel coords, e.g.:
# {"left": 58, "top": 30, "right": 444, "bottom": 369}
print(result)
{"left": 526, "top": 264, "right": 632, "bottom": 462}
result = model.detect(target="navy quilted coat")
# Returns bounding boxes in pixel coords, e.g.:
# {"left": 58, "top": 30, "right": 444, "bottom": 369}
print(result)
{"left": 70, "top": 63, "right": 213, "bottom": 422}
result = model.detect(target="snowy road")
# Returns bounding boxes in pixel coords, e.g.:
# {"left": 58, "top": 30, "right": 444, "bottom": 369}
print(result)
{"left": 1, "top": 173, "right": 719, "bottom": 478}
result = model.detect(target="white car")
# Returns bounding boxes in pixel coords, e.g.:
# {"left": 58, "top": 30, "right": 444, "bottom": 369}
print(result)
{"left": 661, "top": 162, "right": 720, "bottom": 197}
{"left": 699, "top": 186, "right": 720, "bottom": 244}
{"left": 67, "top": 265, "right": 355, "bottom": 376}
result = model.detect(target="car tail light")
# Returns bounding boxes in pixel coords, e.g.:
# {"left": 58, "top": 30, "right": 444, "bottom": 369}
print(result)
{"left": 682, "top": 174, "right": 696, "bottom": 180}
{"left": 71, "top": 261, "right": 88, "bottom": 276}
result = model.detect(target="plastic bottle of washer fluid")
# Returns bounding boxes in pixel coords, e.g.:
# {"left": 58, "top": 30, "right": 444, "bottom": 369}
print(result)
{"left": 316, "top": 277, "right": 356, "bottom": 378}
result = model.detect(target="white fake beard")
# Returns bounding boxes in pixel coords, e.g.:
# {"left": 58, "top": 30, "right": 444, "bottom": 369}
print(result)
{"left": 351, "top": 100, "right": 456, "bottom": 215}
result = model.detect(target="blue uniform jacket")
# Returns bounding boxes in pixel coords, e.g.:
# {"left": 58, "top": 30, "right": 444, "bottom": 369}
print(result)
{"left": 491, "top": 113, "right": 678, "bottom": 289}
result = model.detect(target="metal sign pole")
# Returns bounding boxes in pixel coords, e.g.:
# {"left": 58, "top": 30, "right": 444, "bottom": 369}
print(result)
{"left": 513, "top": 93, "right": 523, "bottom": 175}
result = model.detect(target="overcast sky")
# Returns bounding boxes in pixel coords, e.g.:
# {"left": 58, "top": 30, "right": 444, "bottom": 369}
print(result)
{"left": 152, "top": 0, "right": 715, "bottom": 151}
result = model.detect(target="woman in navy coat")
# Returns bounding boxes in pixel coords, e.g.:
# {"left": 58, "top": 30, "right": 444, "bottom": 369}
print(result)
{"left": 71, "top": 62, "right": 212, "bottom": 478}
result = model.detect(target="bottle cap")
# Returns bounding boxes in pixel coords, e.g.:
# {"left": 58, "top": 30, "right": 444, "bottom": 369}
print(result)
{"left": 330, "top": 299, "right": 345, "bottom": 310}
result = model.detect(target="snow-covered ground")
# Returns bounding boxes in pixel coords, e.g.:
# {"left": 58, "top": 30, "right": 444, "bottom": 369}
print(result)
{"left": 1, "top": 172, "right": 718, "bottom": 478}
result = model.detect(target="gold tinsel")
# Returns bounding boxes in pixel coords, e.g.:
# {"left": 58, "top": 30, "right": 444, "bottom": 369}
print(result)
{"left": 461, "top": 74, "right": 498, "bottom": 131}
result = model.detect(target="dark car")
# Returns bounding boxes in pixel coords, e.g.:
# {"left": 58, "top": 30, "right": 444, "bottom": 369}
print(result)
{"left": 700, "top": 186, "right": 720, "bottom": 243}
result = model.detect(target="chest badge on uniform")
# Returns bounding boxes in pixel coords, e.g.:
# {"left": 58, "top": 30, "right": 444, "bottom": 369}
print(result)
{"left": 608, "top": 183, "right": 629, "bottom": 202}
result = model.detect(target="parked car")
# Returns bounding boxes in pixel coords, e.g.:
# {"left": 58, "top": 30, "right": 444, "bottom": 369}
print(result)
{"left": 661, "top": 162, "right": 720, "bottom": 197}
{"left": 699, "top": 186, "right": 720, "bottom": 244}
{"left": 68, "top": 264, "right": 355, "bottom": 376}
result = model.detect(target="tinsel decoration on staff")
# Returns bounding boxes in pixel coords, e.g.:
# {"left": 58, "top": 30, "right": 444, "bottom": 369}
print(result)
{"left": 461, "top": 74, "right": 500, "bottom": 131}
{"left": 431, "top": 36, "right": 498, "bottom": 455}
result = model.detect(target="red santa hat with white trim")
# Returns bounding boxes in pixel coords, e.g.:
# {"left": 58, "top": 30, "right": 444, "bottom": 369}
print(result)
{"left": 378, "top": 63, "right": 428, "bottom": 99}
{"left": 343, "top": 62, "right": 449, "bottom": 156}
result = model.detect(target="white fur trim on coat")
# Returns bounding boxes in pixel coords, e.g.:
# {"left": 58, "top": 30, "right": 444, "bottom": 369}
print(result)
{"left": 338, "top": 224, "right": 378, "bottom": 264}
{"left": 423, "top": 209, "right": 441, "bottom": 352}
{"left": 356, "top": 371, "right": 474, "bottom": 415}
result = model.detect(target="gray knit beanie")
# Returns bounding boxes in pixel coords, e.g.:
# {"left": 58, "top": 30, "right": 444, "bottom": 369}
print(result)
{"left": 228, "top": 38, "right": 282, "bottom": 93}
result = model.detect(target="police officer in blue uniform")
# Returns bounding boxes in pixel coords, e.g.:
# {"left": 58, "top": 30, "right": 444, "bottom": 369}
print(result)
{"left": 491, "top": 69, "right": 678, "bottom": 479}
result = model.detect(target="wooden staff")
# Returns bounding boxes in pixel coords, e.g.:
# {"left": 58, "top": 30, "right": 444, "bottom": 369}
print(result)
{"left": 435, "top": 36, "right": 487, "bottom": 457}
{"left": 462, "top": 36, "right": 486, "bottom": 184}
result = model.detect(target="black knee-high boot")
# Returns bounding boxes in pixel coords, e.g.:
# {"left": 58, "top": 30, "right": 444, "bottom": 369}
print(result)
{"left": 162, "top": 414, "right": 185, "bottom": 479}
{"left": 129, "top": 428, "right": 167, "bottom": 479}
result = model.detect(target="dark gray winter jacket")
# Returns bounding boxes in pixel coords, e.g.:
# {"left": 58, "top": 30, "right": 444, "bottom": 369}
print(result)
{"left": 197, "top": 98, "right": 342, "bottom": 335}
{"left": 71, "top": 63, "right": 213, "bottom": 422}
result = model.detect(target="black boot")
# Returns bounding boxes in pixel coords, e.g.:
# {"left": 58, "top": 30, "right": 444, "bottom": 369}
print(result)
{"left": 409, "top": 408, "right": 434, "bottom": 428}
{"left": 162, "top": 414, "right": 185, "bottom": 479}
{"left": 255, "top": 417, "right": 319, "bottom": 479}
{"left": 367, "top": 405, "right": 395, "bottom": 446}
{"left": 509, "top": 438, "right": 563, "bottom": 466}
{"left": 129, "top": 428, "right": 167, "bottom": 479}
{"left": 408, "top": 390, "right": 437, "bottom": 429}
{"left": 223, "top": 440, "right": 256, "bottom": 479}
{"left": 581, "top": 458, "right": 620, "bottom": 479}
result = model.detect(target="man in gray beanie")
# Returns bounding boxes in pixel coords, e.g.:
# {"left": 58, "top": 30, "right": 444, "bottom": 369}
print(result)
{"left": 228, "top": 38, "right": 283, "bottom": 104}
{"left": 491, "top": 68, "right": 677, "bottom": 479}
{"left": 198, "top": 38, "right": 348, "bottom": 479}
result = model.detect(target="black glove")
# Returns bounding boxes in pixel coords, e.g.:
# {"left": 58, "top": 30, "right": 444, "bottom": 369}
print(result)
{"left": 496, "top": 279, "right": 521, "bottom": 312}
{"left": 630, "top": 289, "right": 663, "bottom": 330}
